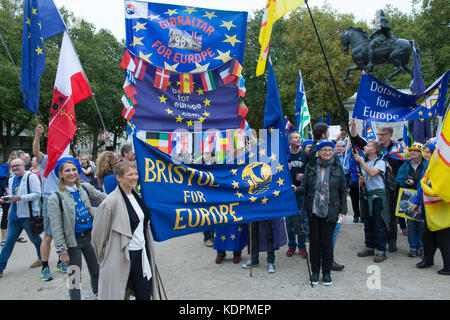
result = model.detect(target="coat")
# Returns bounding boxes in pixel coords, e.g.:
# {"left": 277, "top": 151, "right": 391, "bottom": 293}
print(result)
{"left": 91, "top": 186, "right": 162, "bottom": 300}
{"left": 298, "top": 156, "right": 347, "bottom": 222}
{"left": 47, "top": 182, "right": 106, "bottom": 250}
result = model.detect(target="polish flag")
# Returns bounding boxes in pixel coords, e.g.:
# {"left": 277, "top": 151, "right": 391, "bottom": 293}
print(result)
{"left": 45, "top": 32, "right": 92, "bottom": 177}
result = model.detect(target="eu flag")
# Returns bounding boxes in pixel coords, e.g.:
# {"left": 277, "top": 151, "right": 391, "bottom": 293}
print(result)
{"left": 20, "top": 0, "right": 65, "bottom": 114}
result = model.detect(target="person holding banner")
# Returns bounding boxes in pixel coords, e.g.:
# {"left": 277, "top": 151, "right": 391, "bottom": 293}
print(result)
{"left": 354, "top": 141, "right": 390, "bottom": 263}
{"left": 412, "top": 144, "right": 450, "bottom": 275}
{"left": 396, "top": 143, "right": 427, "bottom": 257}
{"left": 294, "top": 139, "right": 347, "bottom": 286}
{"left": 92, "top": 161, "right": 163, "bottom": 299}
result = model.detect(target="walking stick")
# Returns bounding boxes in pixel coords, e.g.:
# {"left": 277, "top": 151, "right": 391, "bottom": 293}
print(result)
{"left": 296, "top": 211, "right": 313, "bottom": 288}
{"left": 155, "top": 264, "right": 168, "bottom": 300}
{"left": 249, "top": 222, "right": 253, "bottom": 278}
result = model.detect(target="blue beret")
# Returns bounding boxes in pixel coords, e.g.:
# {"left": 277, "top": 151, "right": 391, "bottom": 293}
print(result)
{"left": 302, "top": 140, "right": 314, "bottom": 149}
{"left": 316, "top": 139, "right": 335, "bottom": 151}
{"left": 54, "top": 157, "right": 82, "bottom": 177}
{"left": 426, "top": 143, "right": 436, "bottom": 153}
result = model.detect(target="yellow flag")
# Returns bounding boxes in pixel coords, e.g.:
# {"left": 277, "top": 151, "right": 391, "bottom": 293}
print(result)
{"left": 256, "top": 0, "right": 305, "bottom": 76}
{"left": 420, "top": 110, "right": 450, "bottom": 231}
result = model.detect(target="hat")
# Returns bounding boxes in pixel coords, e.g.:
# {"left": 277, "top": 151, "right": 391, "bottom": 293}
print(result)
{"left": 315, "top": 139, "right": 335, "bottom": 151}
{"left": 407, "top": 142, "right": 424, "bottom": 158}
{"left": 54, "top": 157, "right": 82, "bottom": 177}
{"left": 426, "top": 142, "right": 436, "bottom": 153}
{"left": 301, "top": 140, "right": 314, "bottom": 149}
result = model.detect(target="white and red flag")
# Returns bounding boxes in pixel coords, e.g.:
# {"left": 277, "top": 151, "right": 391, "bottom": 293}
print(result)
{"left": 45, "top": 31, "right": 92, "bottom": 177}
{"left": 154, "top": 67, "right": 170, "bottom": 90}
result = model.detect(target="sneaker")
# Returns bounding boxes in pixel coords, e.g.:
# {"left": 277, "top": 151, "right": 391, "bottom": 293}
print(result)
{"left": 322, "top": 273, "right": 332, "bottom": 286}
{"left": 286, "top": 247, "right": 295, "bottom": 257}
{"left": 267, "top": 263, "right": 276, "bottom": 273}
{"left": 353, "top": 217, "right": 359, "bottom": 223}
{"left": 215, "top": 254, "right": 225, "bottom": 264}
{"left": 310, "top": 272, "right": 319, "bottom": 285}
{"left": 357, "top": 249, "right": 375, "bottom": 257}
{"left": 85, "top": 293, "right": 98, "bottom": 300}
{"left": 30, "top": 259, "right": 42, "bottom": 268}
{"left": 373, "top": 254, "right": 387, "bottom": 263}
{"left": 232, "top": 253, "right": 241, "bottom": 264}
{"left": 298, "top": 249, "right": 307, "bottom": 258}
{"left": 41, "top": 267, "right": 53, "bottom": 281}
{"left": 408, "top": 250, "right": 418, "bottom": 258}
{"left": 241, "top": 260, "right": 258, "bottom": 269}
{"left": 56, "top": 261, "right": 68, "bottom": 273}
{"left": 331, "top": 261, "right": 344, "bottom": 271}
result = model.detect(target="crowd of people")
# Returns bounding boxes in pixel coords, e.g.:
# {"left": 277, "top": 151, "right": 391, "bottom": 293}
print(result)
{"left": 0, "top": 119, "right": 448, "bottom": 299}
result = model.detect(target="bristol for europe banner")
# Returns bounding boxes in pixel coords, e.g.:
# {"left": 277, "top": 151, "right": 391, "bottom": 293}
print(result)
{"left": 353, "top": 71, "right": 450, "bottom": 122}
{"left": 124, "top": 0, "right": 247, "bottom": 73}
{"left": 133, "top": 135, "right": 298, "bottom": 241}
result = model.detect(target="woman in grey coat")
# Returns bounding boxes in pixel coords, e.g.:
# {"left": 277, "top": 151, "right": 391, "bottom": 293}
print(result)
{"left": 47, "top": 157, "right": 106, "bottom": 300}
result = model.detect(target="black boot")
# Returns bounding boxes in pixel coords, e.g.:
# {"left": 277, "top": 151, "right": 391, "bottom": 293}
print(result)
{"left": 416, "top": 260, "right": 434, "bottom": 269}
{"left": 331, "top": 260, "right": 344, "bottom": 271}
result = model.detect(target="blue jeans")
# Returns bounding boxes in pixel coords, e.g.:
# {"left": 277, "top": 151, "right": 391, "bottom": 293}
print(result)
{"left": 286, "top": 195, "right": 309, "bottom": 249}
{"left": 407, "top": 219, "right": 423, "bottom": 251}
{"left": 362, "top": 197, "right": 387, "bottom": 255}
{"left": 332, "top": 222, "right": 342, "bottom": 250}
{"left": 0, "top": 218, "right": 42, "bottom": 272}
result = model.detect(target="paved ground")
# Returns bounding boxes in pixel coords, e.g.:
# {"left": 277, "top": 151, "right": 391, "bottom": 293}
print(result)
{"left": 0, "top": 204, "right": 448, "bottom": 300}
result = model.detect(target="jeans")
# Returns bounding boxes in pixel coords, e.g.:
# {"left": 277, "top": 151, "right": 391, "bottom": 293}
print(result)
{"left": 332, "top": 222, "right": 342, "bottom": 250}
{"left": 362, "top": 197, "right": 387, "bottom": 255}
{"left": 67, "top": 230, "right": 99, "bottom": 300}
{"left": 407, "top": 219, "right": 423, "bottom": 251}
{"left": 0, "top": 218, "right": 42, "bottom": 272}
{"left": 286, "top": 195, "right": 309, "bottom": 249}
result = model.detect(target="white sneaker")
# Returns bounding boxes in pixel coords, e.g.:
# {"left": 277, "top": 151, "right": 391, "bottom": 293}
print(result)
{"left": 268, "top": 263, "right": 276, "bottom": 273}
{"left": 241, "top": 260, "right": 258, "bottom": 269}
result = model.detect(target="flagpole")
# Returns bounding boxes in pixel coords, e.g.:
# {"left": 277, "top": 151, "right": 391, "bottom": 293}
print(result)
{"left": 304, "top": 0, "right": 358, "bottom": 155}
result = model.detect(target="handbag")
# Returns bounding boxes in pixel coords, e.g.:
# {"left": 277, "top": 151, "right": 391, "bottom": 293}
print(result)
{"left": 27, "top": 173, "right": 44, "bottom": 235}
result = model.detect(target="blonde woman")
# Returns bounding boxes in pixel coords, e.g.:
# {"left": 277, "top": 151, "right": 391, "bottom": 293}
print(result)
{"left": 96, "top": 151, "right": 119, "bottom": 194}
{"left": 47, "top": 157, "right": 107, "bottom": 300}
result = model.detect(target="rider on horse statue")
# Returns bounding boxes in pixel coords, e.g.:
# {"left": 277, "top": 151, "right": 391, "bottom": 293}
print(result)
{"left": 366, "top": 10, "right": 397, "bottom": 71}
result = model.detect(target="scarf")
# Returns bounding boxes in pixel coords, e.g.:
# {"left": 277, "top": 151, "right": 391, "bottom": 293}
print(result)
{"left": 313, "top": 157, "right": 334, "bottom": 218}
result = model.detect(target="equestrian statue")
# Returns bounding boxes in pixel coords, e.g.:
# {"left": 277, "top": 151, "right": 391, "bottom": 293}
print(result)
{"left": 341, "top": 10, "right": 419, "bottom": 85}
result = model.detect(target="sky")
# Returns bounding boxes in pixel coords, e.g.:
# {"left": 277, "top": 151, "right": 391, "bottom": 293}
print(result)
{"left": 53, "top": 0, "right": 416, "bottom": 41}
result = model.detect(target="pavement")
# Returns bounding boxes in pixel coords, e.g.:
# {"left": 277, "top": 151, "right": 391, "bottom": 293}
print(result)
{"left": 0, "top": 202, "right": 448, "bottom": 300}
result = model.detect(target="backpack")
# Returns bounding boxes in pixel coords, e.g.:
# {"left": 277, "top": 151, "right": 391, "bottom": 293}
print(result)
{"left": 374, "top": 157, "right": 397, "bottom": 194}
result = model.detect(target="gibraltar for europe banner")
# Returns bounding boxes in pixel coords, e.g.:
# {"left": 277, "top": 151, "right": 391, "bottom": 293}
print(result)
{"left": 353, "top": 71, "right": 450, "bottom": 122}
{"left": 133, "top": 135, "right": 298, "bottom": 241}
{"left": 124, "top": 0, "right": 247, "bottom": 73}
{"left": 132, "top": 58, "right": 242, "bottom": 131}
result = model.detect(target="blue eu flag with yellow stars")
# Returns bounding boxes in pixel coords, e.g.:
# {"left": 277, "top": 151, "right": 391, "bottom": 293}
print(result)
{"left": 133, "top": 134, "right": 298, "bottom": 242}
{"left": 124, "top": 0, "right": 247, "bottom": 73}
{"left": 20, "top": 0, "right": 65, "bottom": 114}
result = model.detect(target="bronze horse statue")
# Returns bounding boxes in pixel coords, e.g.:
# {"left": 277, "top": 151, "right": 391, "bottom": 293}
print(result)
{"left": 340, "top": 26, "right": 416, "bottom": 85}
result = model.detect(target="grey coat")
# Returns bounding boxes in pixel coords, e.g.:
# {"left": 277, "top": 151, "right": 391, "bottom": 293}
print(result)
{"left": 91, "top": 186, "right": 162, "bottom": 300}
{"left": 47, "top": 183, "right": 107, "bottom": 251}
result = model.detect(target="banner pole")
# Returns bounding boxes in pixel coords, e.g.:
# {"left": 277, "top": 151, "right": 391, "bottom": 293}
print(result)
{"left": 249, "top": 222, "right": 252, "bottom": 278}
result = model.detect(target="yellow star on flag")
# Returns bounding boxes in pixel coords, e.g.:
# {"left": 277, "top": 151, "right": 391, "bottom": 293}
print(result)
{"left": 214, "top": 50, "right": 232, "bottom": 63}
{"left": 26, "top": 17, "right": 31, "bottom": 26}
{"left": 249, "top": 196, "right": 257, "bottom": 203}
{"left": 237, "top": 227, "right": 243, "bottom": 232}
{"left": 165, "top": 9, "right": 178, "bottom": 16}
{"left": 197, "top": 88, "right": 205, "bottom": 95}
{"left": 148, "top": 14, "right": 160, "bottom": 21}
{"left": 35, "top": 46, "right": 43, "bottom": 55}
{"left": 202, "top": 111, "right": 210, "bottom": 117}
{"left": 277, "top": 164, "right": 284, "bottom": 172}
{"left": 203, "top": 98, "right": 211, "bottom": 107}
{"left": 276, "top": 177, "right": 284, "bottom": 186}
{"left": 133, "top": 22, "right": 147, "bottom": 32}
{"left": 203, "top": 11, "right": 217, "bottom": 19}
{"left": 270, "top": 153, "right": 277, "bottom": 161}
{"left": 418, "top": 110, "right": 423, "bottom": 115}
{"left": 230, "top": 234, "right": 236, "bottom": 240}
{"left": 428, "top": 112, "right": 433, "bottom": 117}
{"left": 223, "top": 34, "right": 242, "bottom": 47}
{"left": 221, "top": 235, "right": 226, "bottom": 241}
{"left": 197, "top": 117, "right": 205, "bottom": 122}
{"left": 184, "top": 7, "right": 197, "bottom": 14}
{"left": 139, "top": 51, "right": 152, "bottom": 62}
{"left": 259, "top": 149, "right": 266, "bottom": 156}
{"left": 131, "top": 36, "right": 144, "bottom": 47}
{"left": 186, "top": 120, "right": 194, "bottom": 127}
{"left": 37, "top": 21, "right": 41, "bottom": 30}
{"left": 232, "top": 181, "right": 239, "bottom": 189}
{"left": 261, "top": 197, "right": 269, "bottom": 204}
{"left": 230, "top": 169, "right": 238, "bottom": 175}
{"left": 165, "top": 108, "right": 173, "bottom": 115}
{"left": 220, "top": 20, "right": 236, "bottom": 31}
{"left": 164, "top": 62, "right": 179, "bottom": 72}
{"left": 158, "top": 94, "right": 167, "bottom": 103}
{"left": 32, "top": 8, "right": 37, "bottom": 15}
{"left": 191, "top": 62, "right": 210, "bottom": 73}
{"left": 235, "top": 191, "right": 243, "bottom": 198}
{"left": 175, "top": 115, "right": 184, "bottom": 123}
{"left": 273, "top": 190, "right": 280, "bottom": 197}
